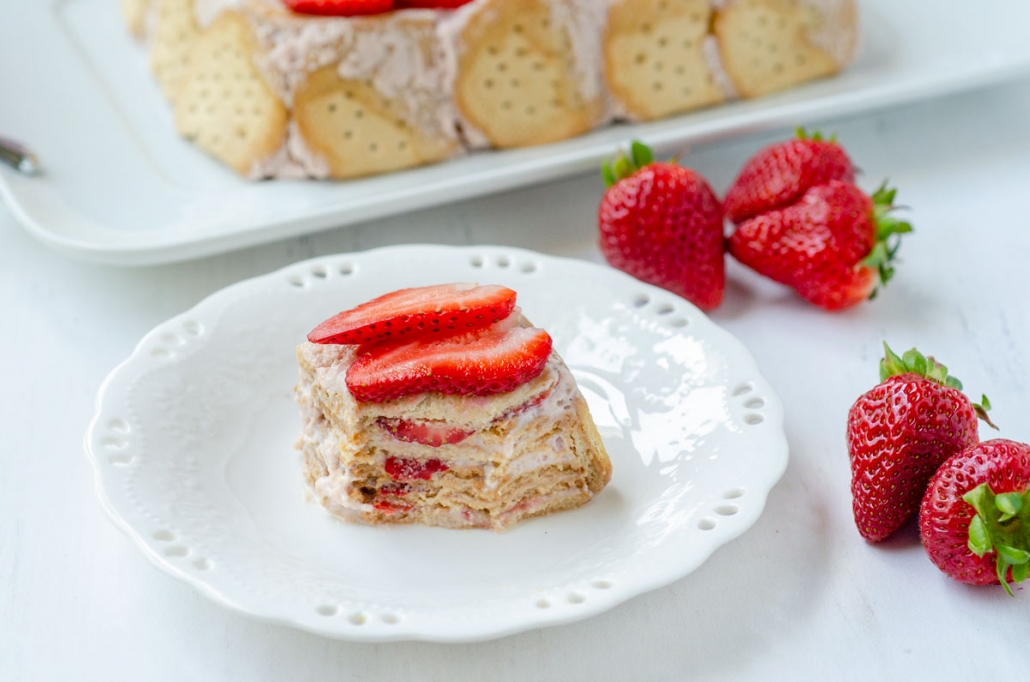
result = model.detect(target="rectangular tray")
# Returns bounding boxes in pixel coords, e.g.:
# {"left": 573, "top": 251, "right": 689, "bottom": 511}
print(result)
{"left": 3, "top": 0, "right": 1029, "bottom": 265}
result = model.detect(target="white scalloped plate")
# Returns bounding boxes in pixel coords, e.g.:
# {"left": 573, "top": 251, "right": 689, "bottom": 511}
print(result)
{"left": 86, "top": 245, "right": 788, "bottom": 642}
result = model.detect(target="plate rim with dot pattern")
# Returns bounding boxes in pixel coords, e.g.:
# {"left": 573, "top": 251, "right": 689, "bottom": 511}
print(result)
{"left": 85, "top": 244, "right": 788, "bottom": 643}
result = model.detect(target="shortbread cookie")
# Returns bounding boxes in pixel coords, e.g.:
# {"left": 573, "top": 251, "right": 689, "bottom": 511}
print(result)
{"left": 604, "top": 0, "right": 725, "bottom": 120}
{"left": 174, "top": 11, "right": 288, "bottom": 175}
{"left": 449, "top": 0, "right": 606, "bottom": 148}
{"left": 121, "top": 0, "right": 152, "bottom": 38}
{"left": 149, "top": 0, "right": 201, "bottom": 99}
{"left": 126, "top": 0, "right": 860, "bottom": 179}
{"left": 293, "top": 67, "right": 452, "bottom": 179}
{"left": 276, "top": 9, "right": 461, "bottom": 179}
{"left": 714, "top": 0, "right": 858, "bottom": 98}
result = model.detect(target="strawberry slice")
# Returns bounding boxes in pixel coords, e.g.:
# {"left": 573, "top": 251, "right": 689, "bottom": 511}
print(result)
{"left": 373, "top": 500, "right": 413, "bottom": 514}
{"left": 384, "top": 456, "right": 449, "bottom": 481}
{"left": 307, "top": 283, "right": 517, "bottom": 346}
{"left": 494, "top": 387, "right": 553, "bottom": 422}
{"left": 377, "top": 418, "right": 473, "bottom": 447}
{"left": 378, "top": 482, "right": 412, "bottom": 496}
{"left": 346, "top": 326, "right": 553, "bottom": 402}
{"left": 282, "top": 0, "right": 395, "bottom": 16}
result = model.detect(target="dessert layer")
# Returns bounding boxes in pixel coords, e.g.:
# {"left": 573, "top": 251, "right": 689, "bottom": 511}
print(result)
{"left": 294, "top": 332, "right": 612, "bottom": 531}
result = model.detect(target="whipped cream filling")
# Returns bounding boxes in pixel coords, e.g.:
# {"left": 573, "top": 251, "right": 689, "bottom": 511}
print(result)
{"left": 297, "top": 335, "right": 590, "bottom": 505}
{"left": 297, "top": 387, "right": 374, "bottom": 515}
{"left": 701, "top": 34, "right": 739, "bottom": 101}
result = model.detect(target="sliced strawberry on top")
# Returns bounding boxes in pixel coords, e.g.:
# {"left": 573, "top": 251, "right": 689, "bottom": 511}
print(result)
{"left": 282, "top": 0, "right": 395, "bottom": 16}
{"left": 377, "top": 418, "right": 473, "bottom": 447}
{"left": 307, "top": 283, "right": 517, "bottom": 346}
{"left": 346, "top": 325, "right": 553, "bottom": 402}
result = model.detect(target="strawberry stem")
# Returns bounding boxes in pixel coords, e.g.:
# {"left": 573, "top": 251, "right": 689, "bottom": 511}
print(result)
{"left": 860, "top": 181, "right": 913, "bottom": 293}
{"left": 630, "top": 140, "right": 654, "bottom": 169}
{"left": 879, "top": 343, "right": 999, "bottom": 429}
{"left": 795, "top": 126, "right": 840, "bottom": 143}
{"left": 963, "top": 482, "right": 1030, "bottom": 596}
{"left": 602, "top": 140, "right": 657, "bottom": 187}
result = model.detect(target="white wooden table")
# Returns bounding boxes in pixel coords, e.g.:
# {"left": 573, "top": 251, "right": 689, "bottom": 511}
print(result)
{"left": 3, "top": 77, "right": 1029, "bottom": 681}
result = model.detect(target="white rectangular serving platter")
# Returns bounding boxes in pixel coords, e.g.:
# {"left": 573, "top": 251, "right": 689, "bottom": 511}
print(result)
{"left": 2, "top": 0, "right": 1029, "bottom": 265}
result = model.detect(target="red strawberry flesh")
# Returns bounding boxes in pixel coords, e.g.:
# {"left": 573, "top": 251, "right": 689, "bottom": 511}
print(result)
{"left": 308, "top": 283, "right": 517, "bottom": 346}
{"left": 283, "top": 0, "right": 394, "bottom": 16}
{"left": 346, "top": 325, "right": 553, "bottom": 403}
{"left": 724, "top": 131, "right": 854, "bottom": 224}
{"left": 373, "top": 500, "right": 413, "bottom": 514}
{"left": 377, "top": 418, "right": 473, "bottom": 447}
{"left": 384, "top": 456, "right": 449, "bottom": 481}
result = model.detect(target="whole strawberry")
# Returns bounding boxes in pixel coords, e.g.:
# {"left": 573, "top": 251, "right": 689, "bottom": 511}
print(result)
{"left": 847, "top": 343, "right": 996, "bottom": 542}
{"left": 920, "top": 439, "right": 1030, "bottom": 594}
{"left": 728, "top": 180, "right": 911, "bottom": 310}
{"left": 598, "top": 141, "right": 724, "bottom": 311}
{"left": 724, "top": 128, "right": 855, "bottom": 224}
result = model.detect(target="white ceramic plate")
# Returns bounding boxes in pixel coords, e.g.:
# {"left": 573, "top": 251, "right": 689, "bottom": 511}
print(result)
{"left": 5, "top": 0, "right": 1030, "bottom": 265}
{"left": 86, "top": 245, "right": 788, "bottom": 642}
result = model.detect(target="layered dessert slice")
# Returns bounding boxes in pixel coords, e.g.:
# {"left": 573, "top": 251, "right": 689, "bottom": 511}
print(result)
{"left": 295, "top": 283, "right": 612, "bottom": 531}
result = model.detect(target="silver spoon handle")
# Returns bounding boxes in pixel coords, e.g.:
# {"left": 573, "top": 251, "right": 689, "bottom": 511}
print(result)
{"left": 0, "top": 136, "right": 40, "bottom": 175}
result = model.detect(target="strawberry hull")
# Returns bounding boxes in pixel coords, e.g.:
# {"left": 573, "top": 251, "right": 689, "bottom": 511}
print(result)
{"left": 919, "top": 439, "right": 1030, "bottom": 588}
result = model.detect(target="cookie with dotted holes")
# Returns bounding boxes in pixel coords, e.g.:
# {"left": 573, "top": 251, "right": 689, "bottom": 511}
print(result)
{"left": 604, "top": 0, "right": 724, "bottom": 120}
{"left": 714, "top": 0, "right": 856, "bottom": 98}
{"left": 174, "top": 12, "right": 288, "bottom": 175}
{"left": 453, "top": 0, "right": 604, "bottom": 149}
{"left": 294, "top": 65, "right": 456, "bottom": 180}
{"left": 149, "top": 0, "right": 201, "bottom": 100}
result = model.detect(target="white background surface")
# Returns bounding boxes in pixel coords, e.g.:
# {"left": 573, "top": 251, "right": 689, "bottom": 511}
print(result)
{"left": 3, "top": 76, "right": 1030, "bottom": 679}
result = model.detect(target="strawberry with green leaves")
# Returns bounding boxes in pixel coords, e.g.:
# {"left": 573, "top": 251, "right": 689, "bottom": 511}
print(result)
{"left": 598, "top": 141, "right": 725, "bottom": 311}
{"left": 920, "top": 439, "right": 1030, "bottom": 594}
{"left": 728, "top": 180, "right": 912, "bottom": 310}
{"left": 724, "top": 128, "right": 855, "bottom": 224}
{"left": 847, "top": 343, "right": 996, "bottom": 542}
